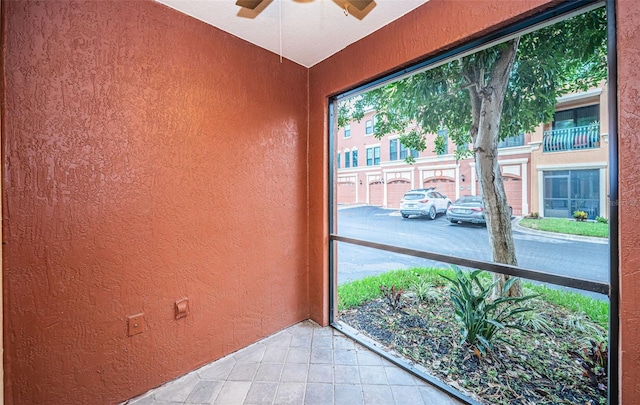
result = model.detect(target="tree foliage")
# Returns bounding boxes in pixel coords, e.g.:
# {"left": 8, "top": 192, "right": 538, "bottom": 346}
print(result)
{"left": 337, "top": 7, "right": 607, "bottom": 296}
{"left": 343, "top": 8, "right": 606, "bottom": 158}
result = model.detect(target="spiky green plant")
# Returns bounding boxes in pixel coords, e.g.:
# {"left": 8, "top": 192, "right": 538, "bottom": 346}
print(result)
{"left": 410, "top": 278, "right": 440, "bottom": 303}
{"left": 519, "top": 309, "right": 554, "bottom": 335}
{"left": 441, "top": 266, "right": 539, "bottom": 355}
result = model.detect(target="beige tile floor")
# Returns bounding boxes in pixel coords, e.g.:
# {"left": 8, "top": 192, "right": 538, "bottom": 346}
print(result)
{"left": 124, "top": 320, "right": 462, "bottom": 405}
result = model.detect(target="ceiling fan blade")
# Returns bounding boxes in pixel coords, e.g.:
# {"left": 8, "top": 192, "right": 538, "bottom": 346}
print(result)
{"left": 235, "top": 0, "right": 265, "bottom": 10}
{"left": 345, "top": 0, "right": 374, "bottom": 12}
{"left": 333, "top": 0, "right": 376, "bottom": 20}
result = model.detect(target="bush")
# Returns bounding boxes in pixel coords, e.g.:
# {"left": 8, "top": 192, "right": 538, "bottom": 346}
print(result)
{"left": 573, "top": 210, "right": 588, "bottom": 221}
{"left": 441, "top": 266, "right": 539, "bottom": 356}
{"left": 569, "top": 340, "right": 608, "bottom": 392}
{"left": 596, "top": 216, "right": 608, "bottom": 224}
{"left": 410, "top": 278, "right": 440, "bottom": 303}
{"left": 379, "top": 285, "right": 403, "bottom": 310}
{"left": 527, "top": 212, "right": 540, "bottom": 219}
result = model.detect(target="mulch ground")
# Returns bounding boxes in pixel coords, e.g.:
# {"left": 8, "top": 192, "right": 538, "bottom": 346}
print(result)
{"left": 339, "top": 288, "right": 607, "bottom": 405}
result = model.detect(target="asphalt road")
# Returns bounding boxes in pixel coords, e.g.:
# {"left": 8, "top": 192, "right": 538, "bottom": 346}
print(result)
{"left": 335, "top": 206, "right": 610, "bottom": 297}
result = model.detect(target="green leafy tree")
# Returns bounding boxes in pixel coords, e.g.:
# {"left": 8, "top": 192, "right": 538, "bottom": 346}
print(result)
{"left": 337, "top": 7, "right": 607, "bottom": 296}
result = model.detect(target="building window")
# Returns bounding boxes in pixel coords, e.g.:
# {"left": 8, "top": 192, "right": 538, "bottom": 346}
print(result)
{"left": 437, "top": 129, "right": 449, "bottom": 155}
{"left": 344, "top": 125, "right": 351, "bottom": 138}
{"left": 399, "top": 143, "right": 408, "bottom": 160}
{"left": 543, "top": 169, "right": 600, "bottom": 219}
{"left": 399, "top": 143, "right": 419, "bottom": 160}
{"left": 337, "top": 152, "right": 340, "bottom": 169}
{"left": 365, "top": 120, "right": 373, "bottom": 135}
{"left": 345, "top": 151, "right": 350, "bottom": 168}
{"left": 498, "top": 133, "right": 525, "bottom": 148}
{"left": 544, "top": 106, "right": 600, "bottom": 152}
{"left": 389, "top": 139, "right": 398, "bottom": 161}
{"left": 553, "top": 105, "right": 599, "bottom": 129}
{"left": 352, "top": 149, "right": 358, "bottom": 167}
{"left": 366, "top": 146, "right": 381, "bottom": 166}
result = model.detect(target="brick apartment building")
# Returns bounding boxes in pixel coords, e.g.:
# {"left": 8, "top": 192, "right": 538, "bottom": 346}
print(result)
{"left": 336, "top": 85, "right": 609, "bottom": 219}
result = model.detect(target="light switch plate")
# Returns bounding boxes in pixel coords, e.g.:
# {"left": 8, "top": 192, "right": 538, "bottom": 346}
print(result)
{"left": 175, "top": 298, "right": 189, "bottom": 319}
{"left": 128, "top": 313, "right": 145, "bottom": 336}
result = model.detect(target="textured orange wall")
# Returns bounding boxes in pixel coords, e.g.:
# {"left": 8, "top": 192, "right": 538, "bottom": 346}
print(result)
{"left": 307, "top": 0, "right": 558, "bottom": 326}
{"left": 2, "top": 0, "right": 308, "bottom": 403}
{"left": 617, "top": 0, "right": 640, "bottom": 403}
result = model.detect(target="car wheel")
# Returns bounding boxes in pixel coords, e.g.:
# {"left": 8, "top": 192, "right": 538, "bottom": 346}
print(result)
{"left": 401, "top": 214, "right": 409, "bottom": 219}
{"left": 428, "top": 206, "right": 437, "bottom": 220}
{"left": 449, "top": 219, "right": 457, "bottom": 224}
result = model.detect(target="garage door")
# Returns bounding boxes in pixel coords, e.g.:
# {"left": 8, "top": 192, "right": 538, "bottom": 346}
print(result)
{"left": 424, "top": 178, "right": 455, "bottom": 201}
{"left": 503, "top": 176, "right": 523, "bottom": 215}
{"left": 368, "top": 181, "right": 383, "bottom": 206}
{"left": 387, "top": 179, "right": 411, "bottom": 209}
{"left": 474, "top": 176, "right": 523, "bottom": 215}
{"left": 337, "top": 181, "right": 356, "bottom": 205}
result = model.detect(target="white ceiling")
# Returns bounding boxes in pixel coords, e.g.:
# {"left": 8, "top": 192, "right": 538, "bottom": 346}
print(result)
{"left": 154, "top": 0, "right": 429, "bottom": 67}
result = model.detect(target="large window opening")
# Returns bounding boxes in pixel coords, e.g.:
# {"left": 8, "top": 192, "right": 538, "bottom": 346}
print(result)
{"left": 329, "top": 2, "right": 615, "bottom": 405}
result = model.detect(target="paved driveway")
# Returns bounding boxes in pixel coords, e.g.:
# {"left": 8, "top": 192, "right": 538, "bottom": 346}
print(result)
{"left": 335, "top": 206, "right": 610, "bottom": 298}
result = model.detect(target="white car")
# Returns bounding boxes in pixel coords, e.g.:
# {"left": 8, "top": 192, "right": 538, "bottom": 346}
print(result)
{"left": 400, "top": 188, "right": 452, "bottom": 220}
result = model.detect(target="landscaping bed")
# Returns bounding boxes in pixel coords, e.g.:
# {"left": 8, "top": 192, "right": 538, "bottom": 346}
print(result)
{"left": 519, "top": 217, "right": 609, "bottom": 238}
{"left": 338, "top": 271, "right": 608, "bottom": 405}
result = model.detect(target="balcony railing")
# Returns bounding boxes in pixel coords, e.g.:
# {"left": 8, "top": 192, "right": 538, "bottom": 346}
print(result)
{"left": 542, "top": 124, "right": 600, "bottom": 152}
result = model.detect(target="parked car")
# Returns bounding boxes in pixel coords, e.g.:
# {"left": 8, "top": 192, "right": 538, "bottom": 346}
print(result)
{"left": 400, "top": 188, "right": 452, "bottom": 220}
{"left": 446, "top": 195, "right": 513, "bottom": 225}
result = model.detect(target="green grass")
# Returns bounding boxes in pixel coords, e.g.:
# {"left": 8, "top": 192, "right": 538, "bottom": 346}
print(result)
{"left": 337, "top": 267, "right": 453, "bottom": 310}
{"left": 522, "top": 282, "right": 609, "bottom": 328}
{"left": 519, "top": 217, "right": 609, "bottom": 238}
{"left": 338, "top": 267, "right": 609, "bottom": 328}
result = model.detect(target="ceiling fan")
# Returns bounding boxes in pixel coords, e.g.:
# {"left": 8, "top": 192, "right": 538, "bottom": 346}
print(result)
{"left": 235, "top": 0, "right": 375, "bottom": 19}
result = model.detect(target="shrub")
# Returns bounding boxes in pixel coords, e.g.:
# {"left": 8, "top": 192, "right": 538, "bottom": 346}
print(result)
{"left": 518, "top": 309, "right": 553, "bottom": 335}
{"left": 596, "top": 216, "right": 608, "bottom": 224}
{"left": 569, "top": 340, "right": 608, "bottom": 392}
{"left": 573, "top": 210, "right": 588, "bottom": 221}
{"left": 527, "top": 212, "right": 540, "bottom": 219}
{"left": 410, "top": 278, "right": 440, "bottom": 303}
{"left": 379, "top": 285, "right": 403, "bottom": 310}
{"left": 441, "top": 266, "right": 539, "bottom": 356}
{"left": 562, "top": 312, "right": 606, "bottom": 341}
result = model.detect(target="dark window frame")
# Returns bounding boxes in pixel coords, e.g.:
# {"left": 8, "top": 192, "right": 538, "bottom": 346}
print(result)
{"left": 328, "top": 2, "right": 618, "bottom": 404}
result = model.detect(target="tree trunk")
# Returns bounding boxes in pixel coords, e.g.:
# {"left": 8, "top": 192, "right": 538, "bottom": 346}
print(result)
{"left": 469, "top": 39, "right": 523, "bottom": 297}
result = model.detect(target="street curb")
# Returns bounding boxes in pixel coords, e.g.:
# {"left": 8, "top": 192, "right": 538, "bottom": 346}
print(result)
{"left": 337, "top": 204, "right": 368, "bottom": 211}
{"left": 512, "top": 217, "right": 609, "bottom": 245}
